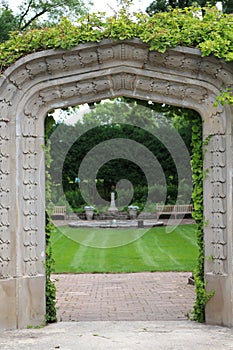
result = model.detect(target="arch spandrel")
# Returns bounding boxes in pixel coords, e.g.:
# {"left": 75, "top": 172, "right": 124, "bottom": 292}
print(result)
{"left": 0, "top": 38, "right": 233, "bottom": 329}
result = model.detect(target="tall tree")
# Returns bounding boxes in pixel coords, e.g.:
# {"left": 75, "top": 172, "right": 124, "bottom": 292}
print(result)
{"left": 0, "top": 0, "right": 92, "bottom": 42}
{"left": 146, "top": 0, "right": 232, "bottom": 15}
{"left": 16, "top": 0, "right": 92, "bottom": 31}
{"left": 0, "top": 2, "right": 18, "bottom": 42}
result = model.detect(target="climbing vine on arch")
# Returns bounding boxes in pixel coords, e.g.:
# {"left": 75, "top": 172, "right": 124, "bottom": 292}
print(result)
{"left": 0, "top": 5, "right": 233, "bottom": 73}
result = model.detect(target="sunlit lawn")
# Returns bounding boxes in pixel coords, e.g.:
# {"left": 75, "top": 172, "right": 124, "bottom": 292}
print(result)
{"left": 51, "top": 224, "right": 198, "bottom": 273}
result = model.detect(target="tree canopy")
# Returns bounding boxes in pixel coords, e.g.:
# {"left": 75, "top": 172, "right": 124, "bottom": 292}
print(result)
{"left": 48, "top": 99, "right": 195, "bottom": 210}
{"left": 0, "top": 2, "right": 18, "bottom": 42}
{"left": 0, "top": 0, "right": 92, "bottom": 42}
{"left": 146, "top": 0, "right": 233, "bottom": 15}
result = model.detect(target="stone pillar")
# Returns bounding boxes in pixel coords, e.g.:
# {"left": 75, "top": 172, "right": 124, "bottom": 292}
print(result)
{"left": 203, "top": 106, "right": 233, "bottom": 327}
{"left": 0, "top": 114, "right": 46, "bottom": 330}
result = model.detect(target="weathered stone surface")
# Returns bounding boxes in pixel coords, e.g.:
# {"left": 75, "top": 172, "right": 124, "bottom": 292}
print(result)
{"left": 0, "top": 38, "right": 233, "bottom": 329}
{"left": 0, "top": 279, "right": 17, "bottom": 329}
{"left": 17, "top": 276, "right": 45, "bottom": 329}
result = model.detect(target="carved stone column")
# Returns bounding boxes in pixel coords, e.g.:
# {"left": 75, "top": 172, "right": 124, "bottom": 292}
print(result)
{"left": 203, "top": 105, "right": 233, "bottom": 326}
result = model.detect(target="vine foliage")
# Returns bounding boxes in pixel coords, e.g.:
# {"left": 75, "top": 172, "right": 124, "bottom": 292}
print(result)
{"left": 44, "top": 118, "right": 57, "bottom": 323}
{"left": 0, "top": 5, "right": 233, "bottom": 74}
{"left": 190, "top": 116, "right": 214, "bottom": 322}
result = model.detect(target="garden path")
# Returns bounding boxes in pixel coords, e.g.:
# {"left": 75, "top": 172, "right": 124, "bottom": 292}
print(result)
{"left": 53, "top": 271, "right": 195, "bottom": 322}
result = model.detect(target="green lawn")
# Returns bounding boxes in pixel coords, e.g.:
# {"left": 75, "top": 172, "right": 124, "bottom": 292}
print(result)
{"left": 51, "top": 224, "right": 198, "bottom": 273}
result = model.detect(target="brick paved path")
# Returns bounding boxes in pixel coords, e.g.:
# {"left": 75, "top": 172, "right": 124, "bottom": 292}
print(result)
{"left": 53, "top": 272, "right": 195, "bottom": 322}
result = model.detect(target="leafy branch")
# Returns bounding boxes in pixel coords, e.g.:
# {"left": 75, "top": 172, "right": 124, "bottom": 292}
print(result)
{"left": 0, "top": 6, "right": 233, "bottom": 73}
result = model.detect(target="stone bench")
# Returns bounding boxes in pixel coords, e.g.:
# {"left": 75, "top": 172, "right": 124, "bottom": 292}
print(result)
{"left": 156, "top": 204, "right": 193, "bottom": 219}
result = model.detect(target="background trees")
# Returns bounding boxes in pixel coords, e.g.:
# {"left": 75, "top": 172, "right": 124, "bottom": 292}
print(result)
{"left": 0, "top": 2, "right": 17, "bottom": 42}
{"left": 146, "top": 0, "right": 233, "bottom": 15}
{"left": 49, "top": 99, "right": 197, "bottom": 211}
{"left": 0, "top": 0, "right": 91, "bottom": 42}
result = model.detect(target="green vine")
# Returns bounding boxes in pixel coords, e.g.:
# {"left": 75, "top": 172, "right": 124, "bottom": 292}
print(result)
{"left": 190, "top": 116, "right": 214, "bottom": 322}
{"left": 214, "top": 88, "right": 233, "bottom": 106}
{"left": 45, "top": 214, "right": 57, "bottom": 323}
{"left": 44, "top": 118, "right": 57, "bottom": 323}
{"left": 0, "top": 5, "right": 233, "bottom": 74}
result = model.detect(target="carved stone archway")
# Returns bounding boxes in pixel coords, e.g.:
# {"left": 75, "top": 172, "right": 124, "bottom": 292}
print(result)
{"left": 0, "top": 38, "right": 233, "bottom": 329}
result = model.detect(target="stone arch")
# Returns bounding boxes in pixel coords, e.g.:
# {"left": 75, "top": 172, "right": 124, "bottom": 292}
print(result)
{"left": 0, "top": 38, "right": 233, "bottom": 329}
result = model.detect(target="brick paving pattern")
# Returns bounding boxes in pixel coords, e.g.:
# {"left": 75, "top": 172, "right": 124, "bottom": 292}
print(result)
{"left": 53, "top": 272, "right": 195, "bottom": 322}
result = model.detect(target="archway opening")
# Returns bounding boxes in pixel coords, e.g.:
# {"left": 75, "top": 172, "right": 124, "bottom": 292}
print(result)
{"left": 45, "top": 97, "right": 201, "bottom": 322}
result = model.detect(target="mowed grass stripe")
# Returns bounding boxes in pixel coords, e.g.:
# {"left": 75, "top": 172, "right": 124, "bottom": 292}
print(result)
{"left": 139, "top": 230, "right": 184, "bottom": 270}
{"left": 64, "top": 228, "right": 99, "bottom": 273}
{"left": 175, "top": 225, "right": 198, "bottom": 247}
{"left": 51, "top": 224, "right": 198, "bottom": 273}
{"left": 150, "top": 233, "right": 183, "bottom": 270}
{"left": 50, "top": 230, "right": 78, "bottom": 271}
{"left": 146, "top": 227, "right": 197, "bottom": 271}
{"left": 68, "top": 230, "right": 121, "bottom": 272}
{"left": 134, "top": 236, "right": 160, "bottom": 269}
{"left": 71, "top": 243, "right": 91, "bottom": 272}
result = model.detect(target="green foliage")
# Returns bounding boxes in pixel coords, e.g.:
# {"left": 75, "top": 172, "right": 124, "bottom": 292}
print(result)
{"left": 55, "top": 193, "right": 76, "bottom": 213}
{"left": 44, "top": 117, "right": 57, "bottom": 323}
{"left": 45, "top": 216, "right": 57, "bottom": 323}
{"left": 190, "top": 114, "right": 214, "bottom": 322}
{"left": 18, "top": 0, "right": 91, "bottom": 30}
{"left": 0, "top": 0, "right": 91, "bottom": 36}
{"left": 0, "top": 3, "right": 18, "bottom": 42}
{"left": 49, "top": 100, "right": 193, "bottom": 209}
{"left": 0, "top": 5, "right": 233, "bottom": 73}
{"left": 146, "top": 0, "right": 233, "bottom": 15}
{"left": 191, "top": 271, "right": 215, "bottom": 322}
{"left": 214, "top": 88, "right": 233, "bottom": 106}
